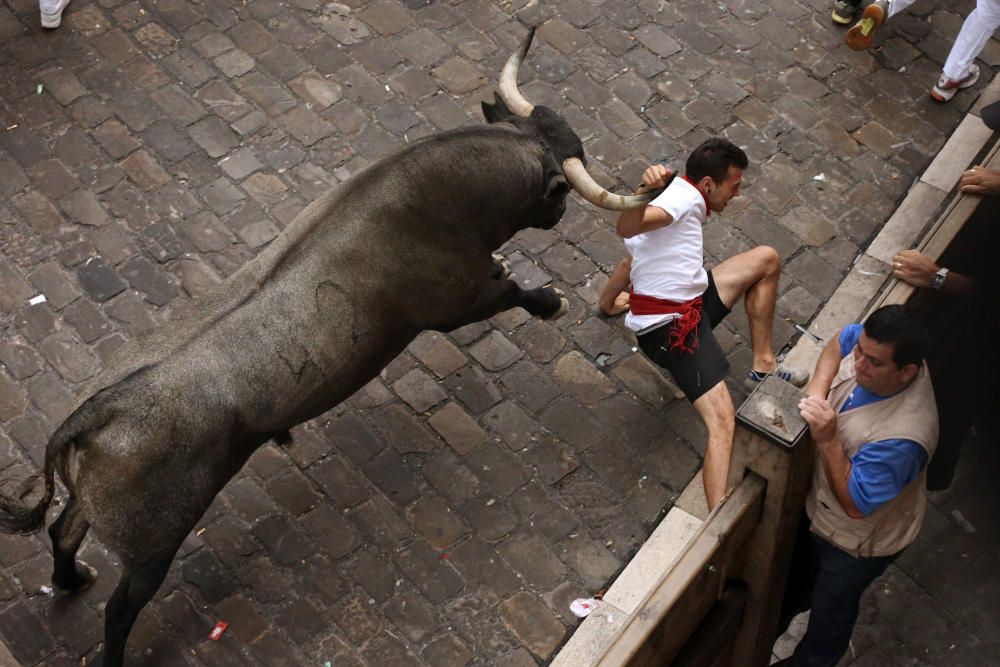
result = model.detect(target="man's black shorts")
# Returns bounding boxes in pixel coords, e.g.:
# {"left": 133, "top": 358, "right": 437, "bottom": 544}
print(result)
{"left": 636, "top": 271, "right": 732, "bottom": 402}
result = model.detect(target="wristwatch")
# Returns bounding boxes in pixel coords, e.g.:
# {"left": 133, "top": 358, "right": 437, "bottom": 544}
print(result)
{"left": 932, "top": 267, "right": 949, "bottom": 290}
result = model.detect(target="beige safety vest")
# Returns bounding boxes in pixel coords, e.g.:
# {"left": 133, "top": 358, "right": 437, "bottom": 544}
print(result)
{"left": 805, "top": 351, "right": 938, "bottom": 558}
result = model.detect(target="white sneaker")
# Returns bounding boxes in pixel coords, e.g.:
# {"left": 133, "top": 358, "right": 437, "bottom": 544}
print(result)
{"left": 930, "top": 64, "right": 980, "bottom": 103}
{"left": 39, "top": 0, "right": 71, "bottom": 29}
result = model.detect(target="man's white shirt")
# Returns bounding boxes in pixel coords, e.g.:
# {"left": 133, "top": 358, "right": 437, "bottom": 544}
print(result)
{"left": 623, "top": 176, "right": 708, "bottom": 334}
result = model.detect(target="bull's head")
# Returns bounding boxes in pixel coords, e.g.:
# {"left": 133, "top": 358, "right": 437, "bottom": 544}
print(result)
{"left": 482, "top": 28, "right": 656, "bottom": 212}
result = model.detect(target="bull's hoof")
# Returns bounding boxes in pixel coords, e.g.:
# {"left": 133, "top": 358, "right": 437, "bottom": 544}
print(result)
{"left": 544, "top": 288, "right": 569, "bottom": 320}
{"left": 54, "top": 560, "right": 98, "bottom": 594}
{"left": 491, "top": 253, "right": 511, "bottom": 280}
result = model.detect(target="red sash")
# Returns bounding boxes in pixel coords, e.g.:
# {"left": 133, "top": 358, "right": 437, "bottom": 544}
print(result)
{"left": 629, "top": 292, "right": 703, "bottom": 353}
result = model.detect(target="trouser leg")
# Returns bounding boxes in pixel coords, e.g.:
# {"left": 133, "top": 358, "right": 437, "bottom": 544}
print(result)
{"left": 791, "top": 536, "right": 897, "bottom": 667}
{"left": 776, "top": 515, "right": 820, "bottom": 639}
{"left": 842, "top": 0, "right": 917, "bottom": 16}
{"left": 943, "top": 0, "right": 1000, "bottom": 80}
{"left": 887, "top": 0, "right": 918, "bottom": 19}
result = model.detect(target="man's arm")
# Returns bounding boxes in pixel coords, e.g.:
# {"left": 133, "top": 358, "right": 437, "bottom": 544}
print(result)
{"left": 799, "top": 396, "right": 865, "bottom": 519}
{"left": 804, "top": 333, "right": 842, "bottom": 399}
{"left": 616, "top": 164, "right": 674, "bottom": 238}
{"left": 891, "top": 249, "right": 980, "bottom": 298}
{"left": 598, "top": 256, "right": 632, "bottom": 316}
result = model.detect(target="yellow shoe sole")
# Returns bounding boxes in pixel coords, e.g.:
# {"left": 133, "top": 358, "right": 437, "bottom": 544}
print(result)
{"left": 845, "top": 5, "right": 885, "bottom": 50}
{"left": 831, "top": 10, "right": 854, "bottom": 25}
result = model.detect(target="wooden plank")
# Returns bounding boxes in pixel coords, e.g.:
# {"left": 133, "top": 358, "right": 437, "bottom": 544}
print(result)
{"left": 594, "top": 475, "right": 766, "bottom": 667}
{"left": 672, "top": 582, "right": 748, "bottom": 667}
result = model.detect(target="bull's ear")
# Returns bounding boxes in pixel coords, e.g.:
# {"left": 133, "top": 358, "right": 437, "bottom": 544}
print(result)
{"left": 481, "top": 93, "right": 512, "bottom": 124}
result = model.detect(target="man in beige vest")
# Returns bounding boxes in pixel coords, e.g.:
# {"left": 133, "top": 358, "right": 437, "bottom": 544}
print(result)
{"left": 774, "top": 305, "right": 938, "bottom": 667}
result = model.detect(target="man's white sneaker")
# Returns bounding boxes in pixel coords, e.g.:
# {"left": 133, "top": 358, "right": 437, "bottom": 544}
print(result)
{"left": 39, "top": 0, "right": 71, "bottom": 29}
{"left": 930, "top": 64, "right": 980, "bottom": 103}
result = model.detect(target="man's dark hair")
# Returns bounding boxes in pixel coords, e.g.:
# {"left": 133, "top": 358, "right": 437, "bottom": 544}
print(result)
{"left": 686, "top": 138, "right": 749, "bottom": 184}
{"left": 863, "top": 305, "right": 929, "bottom": 368}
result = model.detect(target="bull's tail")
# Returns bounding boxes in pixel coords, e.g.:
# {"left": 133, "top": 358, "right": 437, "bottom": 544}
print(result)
{"left": 0, "top": 409, "right": 89, "bottom": 535}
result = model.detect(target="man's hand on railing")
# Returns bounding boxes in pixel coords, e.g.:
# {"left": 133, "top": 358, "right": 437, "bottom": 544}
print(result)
{"left": 960, "top": 165, "right": 1000, "bottom": 196}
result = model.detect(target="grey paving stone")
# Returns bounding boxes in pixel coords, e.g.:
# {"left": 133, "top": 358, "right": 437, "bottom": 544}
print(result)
{"left": 393, "top": 540, "right": 465, "bottom": 604}
{"left": 252, "top": 514, "right": 317, "bottom": 567}
{"left": 362, "top": 449, "right": 422, "bottom": 506}
{"left": 391, "top": 368, "right": 448, "bottom": 413}
{"left": 188, "top": 115, "right": 239, "bottom": 158}
{"left": 498, "top": 592, "right": 567, "bottom": 660}
{"left": 75, "top": 257, "right": 126, "bottom": 302}
{"left": 429, "top": 401, "right": 487, "bottom": 455}
{"left": 409, "top": 494, "right": 468, "bottom": 549}
{"left": 0, "top": 602, "right": 57, "bottom": 665}
{"left": 422, "top": 632, "right": 474, "bottom": 667}
{"left": 386, "top": 589, "right": 442, "bottom": 643}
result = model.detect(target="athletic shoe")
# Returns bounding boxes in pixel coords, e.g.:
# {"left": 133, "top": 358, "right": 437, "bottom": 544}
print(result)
{"left": 39, "top": 0, "right": 71, "bottom": 28}
{"left": 845, "top": 0, "right": 890, "bottom": 51}
{"left": 746, "top": 367, "right": 810, "bottom": 389}
{"left": 831, "top": 0, "right": 861, "bottom": 25}
{"left": 930, "top": 64, "right": 980, "bottom": 102}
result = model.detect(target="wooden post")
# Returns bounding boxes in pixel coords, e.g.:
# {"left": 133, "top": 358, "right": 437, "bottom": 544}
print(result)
{"left": 726, "top": 375, "right": 815, "bottom": 667}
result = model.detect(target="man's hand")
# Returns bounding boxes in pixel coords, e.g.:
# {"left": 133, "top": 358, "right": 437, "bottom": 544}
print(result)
{"left": 799, "top": 396, "right": 838, "bottom": 446}
{"left": 891, "top": 249, "right": 938, "bottom": 288}
{"left": 639, "top": 164, "right": 673, "bottom": 192}
{"left": 960, "top": 166, "right": 1000, "bottom": 196}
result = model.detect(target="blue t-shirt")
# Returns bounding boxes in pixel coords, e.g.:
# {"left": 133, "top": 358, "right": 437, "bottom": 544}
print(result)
{"left": 836, "top": 324, "right": 928, "bottom": 516}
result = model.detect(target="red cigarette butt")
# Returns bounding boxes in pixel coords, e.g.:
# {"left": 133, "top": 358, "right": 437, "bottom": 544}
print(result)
{"left": 210, "top": 621, "right": 228, "bottom": 640}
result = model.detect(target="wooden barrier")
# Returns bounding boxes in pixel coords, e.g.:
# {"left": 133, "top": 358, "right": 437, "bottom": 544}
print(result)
{"left": 875, "top": 139, "right": 999, "bottom": 311}
{"left": 595, "top": 376, "right": 812, "bottom": 666}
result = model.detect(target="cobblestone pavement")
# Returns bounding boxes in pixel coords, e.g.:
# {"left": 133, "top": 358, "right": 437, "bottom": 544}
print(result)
{"left": 0, "top": 0, "right": 994, "bottom": 664}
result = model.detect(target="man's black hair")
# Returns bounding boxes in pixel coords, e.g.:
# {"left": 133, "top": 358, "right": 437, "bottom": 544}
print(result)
{"left": 685, "top": 138, "right": 749, "bottom": 184}
{"left": 863, "top": 304, "right": 929, "bottom": 368}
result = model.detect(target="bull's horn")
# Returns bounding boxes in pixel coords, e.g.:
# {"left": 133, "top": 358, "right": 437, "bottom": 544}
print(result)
{"left": 562, "top": 158, "right": 658, "bottom": 211}
{"left": 499, "top": 28, "right": 536, "bottom": 117}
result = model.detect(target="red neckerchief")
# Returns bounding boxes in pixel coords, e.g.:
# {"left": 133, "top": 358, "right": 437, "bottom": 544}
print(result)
{"left": 681, "top": 175, "right": 712, "bottom": 217}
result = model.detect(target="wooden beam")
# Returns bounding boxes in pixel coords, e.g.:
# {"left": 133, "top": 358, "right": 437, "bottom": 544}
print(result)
{"left": 594, "top": 474, "right": 765, "bottom": 667}
{"left": 726, "top": 376, "right": 814, "bottom": 667}
{"left": 672, "top": 581, "right": 749, "bottom": 667}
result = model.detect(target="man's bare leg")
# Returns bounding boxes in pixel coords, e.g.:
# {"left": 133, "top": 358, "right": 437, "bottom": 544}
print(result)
{"left": 711, "top": 246, "right": 782, "bottom": 373}
{"left": 692, "top": 381, "right": 736, "bottom": 508}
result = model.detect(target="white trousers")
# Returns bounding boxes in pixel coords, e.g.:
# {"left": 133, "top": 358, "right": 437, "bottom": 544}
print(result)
{"left": 887, "top": 0, "right": 1000, "bottom": 80}
{"left": 886, "top": 0, "right": 916, "bottom": 18}
{"left": 942, "top": 0, "right": 1000, "bottom": 80}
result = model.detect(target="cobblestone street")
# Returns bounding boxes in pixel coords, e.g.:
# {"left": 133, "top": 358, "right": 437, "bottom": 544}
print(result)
{"left": 0, "top": 0, "right": 993, "bottom": 664}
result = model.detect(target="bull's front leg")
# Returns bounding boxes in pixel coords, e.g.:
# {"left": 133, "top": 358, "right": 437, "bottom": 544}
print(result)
{"left": 453, "top": 278, "right": 568, "bottom": 330}
{"left": 490, "top": 253, "right": 511, "bottom": 280}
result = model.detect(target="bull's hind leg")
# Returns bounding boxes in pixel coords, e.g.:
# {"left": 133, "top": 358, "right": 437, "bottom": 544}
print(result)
{"left": 102, "top": 555, "right": 173, "bottom": 667}
{"left": 48, "top": 496, "right": 97, "bottom": 592}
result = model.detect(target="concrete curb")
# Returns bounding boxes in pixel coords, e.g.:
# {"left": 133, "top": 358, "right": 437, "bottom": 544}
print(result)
{"left": 549, "top": 82, "right": 1000, "bottom": 666}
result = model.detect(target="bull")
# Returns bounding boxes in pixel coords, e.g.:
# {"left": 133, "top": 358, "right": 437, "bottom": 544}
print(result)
{"left": 0, "top": 29, "right": 653, "bottom": 666}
